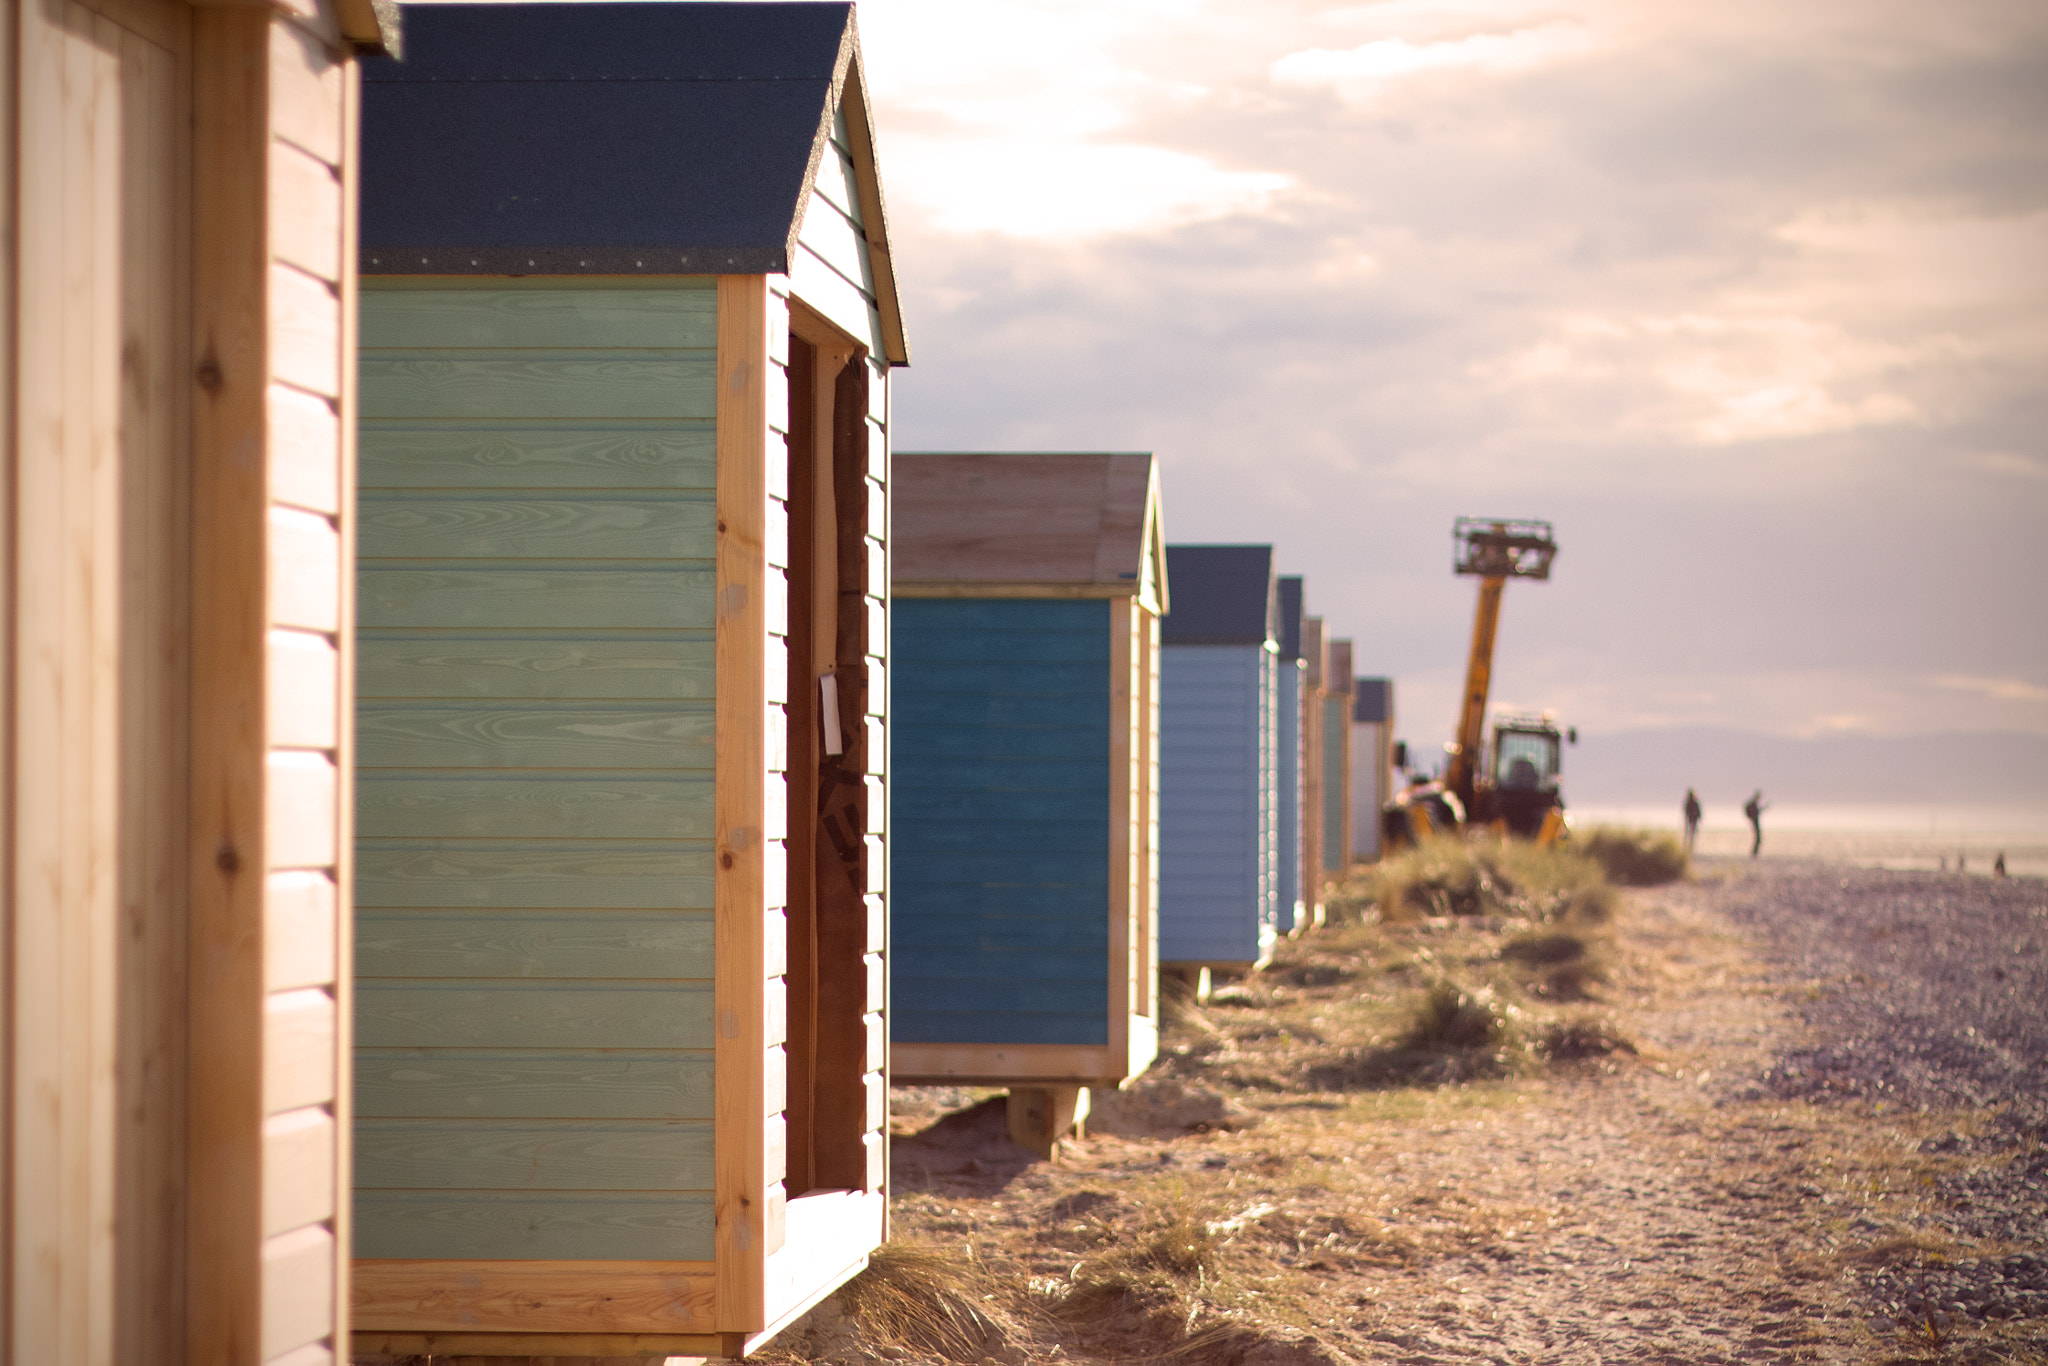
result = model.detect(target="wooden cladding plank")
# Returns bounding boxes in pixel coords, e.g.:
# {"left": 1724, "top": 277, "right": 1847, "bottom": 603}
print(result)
{"left": 788, "top": 240, "right": 879, "bottom": 360}
{"left": 358, "top": 492, "right": 716, "bottom": 561}
{"left": 268, "top": 132, "right": 340, "bottom": 282}
{"left": 260, "top": 1223, "right": 335, "bottom": 1361}
{"left": 355, "top": 841, "right": 712, "bottom": 910}
{"left": 354, "top": 909, "right": 713, "bottom": 980}
{"left": 266, "top": 988, "right": 338, "bottom": 1115}
{"left": 271, "top": 261, "right": 340, "bottom": 398}
{"left": 863, "top": 1013, "right": 885, "bottom": 1071}
{"left": 263, "top": 1108, "right": 339, "bottom": 1238}
{"left": 269, "top": 628, "right": 339, "bottom": 749}
{"left": 269, "top": 15, "right": 342, "bottom": 162}
{"left": 795, "top": 193, "right": 874, "bottom": 300}
{"left": 354, "top": 1119, "right": 713, "bottom": 1191}
{"left": 357, "top": 632, "right": 715, "bottom": 701}
{"left": 863, "top": 1072, "right": 885, "bottom": 1133}
{"left": 808, "top": 144, "right": 864, "bottom": 229}
{"left": 269, "top": 383, "right": 341, "bottom": 515}
{"left": 353, "top": 1191, "right": 715, "bottom": 1262}
{"left": 354, "top": 981, "right": 715, "bottom": 1049}
{"left": 354, "top": 1050, "right": 713, "bottom": 1120}
{"left": 267, "top": 750, "right": 337, "bottom": 870}
{"left": 356, "top": 775, "right": 711, "bottom": 841}
{"left": 268, "top": 872, "right": 339, "bottom": 992}
{"left": 190, "top": 9, "right": 272, "bottom": 1356}
{"left": 357, "top": 423, "right": 715, "bottom": 490}
{"left": 270, "top": 505, "right": 340, "bottom": 631}
{"left": 355, "top": 701, "right": 714, "bottom": 770}
{"left": 359, "top": 356, "right": 716, "bottom": 421}
{"left": 350, "top": 1260, "right": 716, "bottom": 1335}
{"left": 359, "top": 285, "right": 718, "bottom": 350}
{"left": 359, "top": 566, "right": 715, "bottom": 629}
{"left": 714, "top": 272, "right": 771, "bottom": 1323}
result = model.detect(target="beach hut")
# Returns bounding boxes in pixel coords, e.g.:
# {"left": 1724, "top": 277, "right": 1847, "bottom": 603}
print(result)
{"left": 351, "top": 5, "right": 906, "bottom": 1355}
{"left": 1276, "top": 579, "right": 1309, "bottom": 933}
{"left": 889, "top": 452, "right": 1168, "bottom": 1151}
{"left": 1159, "top": 545, "right": 1281, "bottom": 984}
{"left": 1300, "top": 617, "right": 1329, "bottom": 917}
{"left": 1352, "top": 679, "right": 1396, "bottom": 861}
{"left": 2, "top": 0, "right": 390, "bottom": 1359}
{"left": 1322, "top": 641, "right": 1356, "bottom": 876}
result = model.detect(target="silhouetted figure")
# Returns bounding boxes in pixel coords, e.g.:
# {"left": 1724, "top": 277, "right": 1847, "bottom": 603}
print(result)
{"left": 1742, "top": 790, "right": 1766, "bottom": 858}
{"left": 1995, "top": 851, "right": 2008, "bottom": 878}
{"left": 1682, "top": 788, "right": 1701, "bottom": 855}
{"left": 1958, "top": 851, "right": 1967, "bottom": 874}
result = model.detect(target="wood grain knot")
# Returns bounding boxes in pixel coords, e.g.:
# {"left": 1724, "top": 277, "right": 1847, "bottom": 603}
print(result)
{"left": 195, "top": 353, "right": 223, "bottom": 395}
{"left": 215, "top": 841, "right": 240, "bottom": 874}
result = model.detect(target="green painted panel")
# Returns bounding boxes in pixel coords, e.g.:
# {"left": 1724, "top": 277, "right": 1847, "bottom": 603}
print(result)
{"left": 359, "top": 567, "right": 714, "bottom": 629}
{"left": 354, "top": 1049, "right": 713, "bottom": 1119}
{"left": 356, "top": 980, "right": 714, "bottom": 1049}
{"left": 359, "top": 493, "right": 716, "bottom": 561}
{"left": 358, "top": 423, "right": 716, "bottom": 490}
{"left": 356, "top": 841, "right": 712, "bottom": 910}
{"left": 358, "top": 632, "right": 715, "bottom": 701}
{"left": 356, "top": 702, "right": 713, "bottom": 769}
{"left": 354, "top": 1190, "right": 715, "bottom": 1261}
{"left": 361, "top": 356, "right": 716, "bottom": 421}
{"left": 355, "top": 1119, "right": 713, "bottom": 1191}
{"left": 355, "top": 909, "right": 713, "bottom": 979}
{"left": 360, "top": 285, "right": 716, "bottom": 350}
{"left": 356, "top": 775, "right": 711, "bottom": 840}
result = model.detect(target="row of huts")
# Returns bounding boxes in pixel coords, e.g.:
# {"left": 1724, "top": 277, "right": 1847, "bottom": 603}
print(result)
{"left": 2, "top": 1, "right": 1400, "bottom": 1360}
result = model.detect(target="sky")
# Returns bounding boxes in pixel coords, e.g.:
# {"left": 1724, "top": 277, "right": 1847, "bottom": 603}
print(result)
{"left": 851, "top": 0, "right": 2048, "bottom": 767}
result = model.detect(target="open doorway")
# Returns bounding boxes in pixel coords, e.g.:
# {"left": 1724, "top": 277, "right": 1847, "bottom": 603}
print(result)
{"left": 782, "top": 308, "right": 874, "bottom": 1194}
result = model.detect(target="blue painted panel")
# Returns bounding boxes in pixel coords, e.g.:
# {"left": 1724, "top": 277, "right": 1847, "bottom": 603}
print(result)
{"left": 891, "top": 598, "right": 1111, "bottom": 1048}
{"left": 1159, "top": 644, "right": 1280, "bottom": 965}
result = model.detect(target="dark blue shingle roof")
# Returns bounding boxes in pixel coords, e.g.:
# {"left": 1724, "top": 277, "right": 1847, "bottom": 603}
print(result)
{"left": 1276, "top": 576, "right": 1304, "bottom": 661}
{"left": 361, "top": 2, "right": 855, "bottom": 275}
{"left": 1161, "top": 545, "right": 1274, "bottom": 646}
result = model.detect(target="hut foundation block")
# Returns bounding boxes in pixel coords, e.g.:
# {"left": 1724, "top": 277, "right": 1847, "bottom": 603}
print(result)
{"left": 1007, "top": 1085, "right": 1091, "bottom": 1157}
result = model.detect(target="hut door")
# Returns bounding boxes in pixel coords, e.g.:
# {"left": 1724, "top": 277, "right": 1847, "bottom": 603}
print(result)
{"left": 783, "top": 325, "right": 870, "bottom": 1194}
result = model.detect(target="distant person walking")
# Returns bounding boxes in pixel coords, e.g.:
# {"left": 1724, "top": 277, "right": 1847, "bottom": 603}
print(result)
{"left": 1743, "top": 790, "right": 1767, "bottom": 858}
{"left": 1682, "top": 788, "right": 1702, "bottom": 855}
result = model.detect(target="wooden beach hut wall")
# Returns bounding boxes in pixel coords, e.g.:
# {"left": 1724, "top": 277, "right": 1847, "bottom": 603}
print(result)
{"left": 350, "top": 4, "right": 906, "bottom": 1355}
{"left": 1275, "top": 578, "right": 1308, "bottom": 933}
{"left": 3, "top": 0, "right": 391, "bottom": 1360}
{"left": 1159, "top": 545, "right": 1281, "bottom": 980}
{"left": 1321, "top": 641, "right": 1355, "bottom": 876}
{"left": 1300, "top": 616, "right": 1328, "bottom": 915}
{"left": 889, "top": 452, "right": 1167, "bottom": 1147}
{"left": 1351, "top": 679, "right": 1395, "bottom": 861}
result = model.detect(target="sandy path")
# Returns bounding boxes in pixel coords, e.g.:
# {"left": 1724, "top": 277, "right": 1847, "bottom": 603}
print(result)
{"left": 770, "top": 864, "right": 2047, "bottom": 1366}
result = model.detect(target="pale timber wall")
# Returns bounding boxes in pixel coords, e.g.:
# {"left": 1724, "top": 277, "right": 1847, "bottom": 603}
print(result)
{"left": 5, "top": 0, "right": 360, "bottom": 1361}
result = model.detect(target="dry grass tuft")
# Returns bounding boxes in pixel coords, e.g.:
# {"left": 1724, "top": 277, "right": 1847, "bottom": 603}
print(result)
{"left": 1578, "top": 826, "right": 1690, "bottom": 887}
{"left": 1307, "top": 980, "right": 1530, "bottom": 1089}
{"left": 1501, "top": 929, "right": 1612, "bottom": 1001}
{"left": 833, "top": 1239, "right": 1017, "bottom": 1363}
{"left": 1536, "top": 1012, "right": 1638, "bottom": 1060}
{"left": 1369, "top": 838, "right": 1616, "bottom": 924}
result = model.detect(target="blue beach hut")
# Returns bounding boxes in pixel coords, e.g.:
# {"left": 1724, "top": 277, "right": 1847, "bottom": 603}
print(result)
{"left": 352, "top": 5, "right": 906, "bottom": 1354}
{"left": 889, "top": 453, "right": 1168, "bottom": 1149}
{"left": 1159, "top": 545, "right": 1282, "bottom": 982}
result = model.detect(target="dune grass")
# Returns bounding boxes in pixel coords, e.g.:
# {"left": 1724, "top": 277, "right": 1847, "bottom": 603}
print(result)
{"left": 1362, "top": 835, "right": 1616, "bottom": 925}
{"left": 1577, "top": 826, "right": 1690, "bottom": 887}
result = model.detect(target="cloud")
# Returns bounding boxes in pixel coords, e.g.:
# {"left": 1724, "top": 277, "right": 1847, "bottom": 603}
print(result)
{"left": 1271, "top": 23, "right": 1596, "bottom": 99}
{"left": 1934, "top": 675, "right": 2048, "bottom": 704}
{"left": 867, "top": 0, "right": 2048, "bottom": 754}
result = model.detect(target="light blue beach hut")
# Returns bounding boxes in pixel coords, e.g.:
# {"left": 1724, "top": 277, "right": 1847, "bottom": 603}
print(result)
{"left": 1159, "top": 545, "right": 1281, "bottom": 982}
{"left": 888, "top": 453, "right": 1168, "bottom": 1150}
